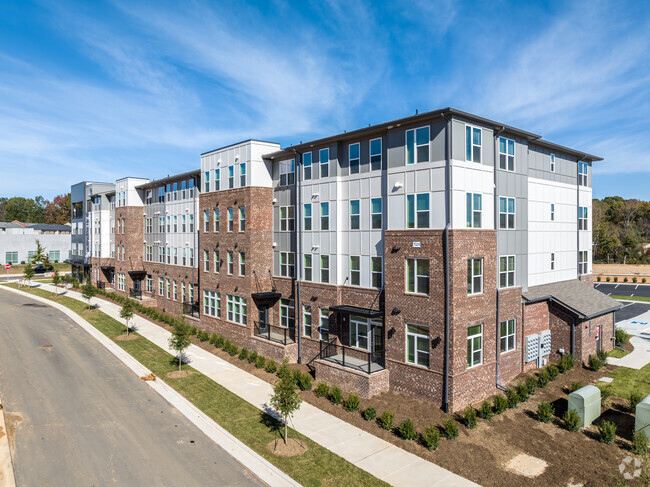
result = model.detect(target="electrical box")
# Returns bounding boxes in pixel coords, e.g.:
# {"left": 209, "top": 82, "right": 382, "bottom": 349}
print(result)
{"left": 525, "top": 330, "right": 552, "bottom": 365}
{"left": 525, "top": 334, "right": 539, "bottom": 363}
{"left": 568, "top": 385, "right": 601, "bottom": 428}
{"left": 636, "top": 393, "right": 650, "bottom": 442}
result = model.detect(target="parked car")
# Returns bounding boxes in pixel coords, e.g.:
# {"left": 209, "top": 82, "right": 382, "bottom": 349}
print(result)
{"left": 33, "top": 264, "right": 54, "bottom": 273}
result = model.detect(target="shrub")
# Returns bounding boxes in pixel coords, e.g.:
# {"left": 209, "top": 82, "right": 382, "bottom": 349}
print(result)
{"left": 633, "top": 277, "right": 638, "bottom": 283}
{"left": 643, "top": 278, "right": 647, "bottom": 284}
{"left": 197, "top": 330, "right": 209, "bottom": 342}
{"left": 569, "top": 381, "right": 583, "bottom": 393}
{"left": 343, "top": 393, "right": 360, "bottom": 412}
{"left": 248, "top": 350, "right": 258, "bottom": 364}
{"left": 443, "top": 418, "right": 459, "bottom": 439}
{"left": 214, "top": 335, "right": 225, "bottom": 348}
{"left": 588, "top": 354, "right": 603, "bottom": 372}
{"left": 613, "top": 277, "right": 618, "bottom": 283}
{"left": 632, "top": 430, "right": 649, "bottom": 456}
{"left": 596, "top": 349, "right": 608, "bottom": 365}
{"left": 265, "top": 359, "right": 277, "bottom": 374}
{"left": 606, "top": 276, "right": 611, "bottom": 282}
{"left": 547, "top": 364, "right": 559, "bottom": 381}
{"left": 463, "top": 406, "right": 477, "bottom": 429}
{"left": 255, "top": 355, "right": 266, "bottom": 369}
{"left": 597, "top": 276, "right": 601, "bottom": 282}
{"left": 629, "top": 392, "right": 643, "bottom": 411}
{"left": 329, "top": 386, "right": 343, "bottom": 405}
{"left": 291, "top": 369, "right": 302, "bottom": 386}
{"left": 398, "top": 419, "right": 417, "bottom": 440}
{"left": 478, "top": 401, "right": 493, "bottom": 420}
{"left": 362, "top": 406, "right": 377, "bottom": 421}
{"left": 537, "top": 402, "right": 554, "bottom": 423}
{"left": 223, "top": 339, "right": 232, "bottom": 351}
{"left": 537, "top": 369, "right": 550, "bottom": 387}
{"left": 190, "top": 326, "right": 198, "bottom": 335}
{"left": 378, "top": 410, "right": 394, "bottom": 430}
{"left": 615, "top": 328, "right": 630, "bottom": 346}
{"left": 624, "top": 277, "right": 628, "bottom": 283}
{"left": 516, "top": 382, "right": 529, "bottom": 402}
{"left": 558, "top": 354, "right": 576, "bottom": 373}
{"left": 228, "top": 343, "right": 239, "bottom": 356}
{"left": 525, "top": 377, "right": 538, "bottom": 396}
{"left": 563, "top": 409, "right": 581, "bottom": 431}
{"left": 597, "top": 420, "right": 616, "bottom": 444}
{"left": 314, "top": 382, "right": 329, "bottom": 398}
{"left": 422, "top": 424, "right": 440, "bottom": 451}
{"left": 494, "top": 395, "right": 508, "bottom": 414}
{"left": 209, "top": 333, "right": 219, "bottom": 345}
{"left": 238, "top": 347, "right": 249, "bottom": 361}
{"left": 297, "top": 373, "right": 313, "bottom": 391}
{"left": 506, "top": 389, "right": 519, "bottom": 408}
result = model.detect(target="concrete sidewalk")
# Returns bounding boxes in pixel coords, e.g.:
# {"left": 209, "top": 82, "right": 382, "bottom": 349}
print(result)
{"left": 37, "top": 283, "right": 478, "bottom": 487}
{"left": 0, "top": 392, "right": 17, "bottom": 487}
{"left": 609, "top": 305, "right": 650, "bottom": 370}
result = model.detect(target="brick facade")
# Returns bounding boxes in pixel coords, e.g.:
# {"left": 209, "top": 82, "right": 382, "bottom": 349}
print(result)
{"left": 314, "top": 360, "right": 389, "bottom": 398}
{"left": 114, "top": 206, "right": 145, "bottom": 297}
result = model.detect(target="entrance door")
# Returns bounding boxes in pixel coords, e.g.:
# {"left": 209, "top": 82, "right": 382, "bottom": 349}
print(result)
{"left": 258, "top": 306, "right": 269, "bottom": 334}
{"left": 133, "top": 279, "right": 141, "bottom": 292}
{"left": 596, "top": 326, "right": 601, "bottom": 353}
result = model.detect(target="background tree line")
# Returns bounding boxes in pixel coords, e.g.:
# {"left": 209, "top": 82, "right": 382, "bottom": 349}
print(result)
{"left": 593, "top": 197, "right": 650, "bottom": 264}
{"left": 0, "top": 194, "right": 71, "bottom": 225}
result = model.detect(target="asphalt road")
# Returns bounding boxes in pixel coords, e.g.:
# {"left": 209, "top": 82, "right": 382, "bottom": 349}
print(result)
{"left": 594, "top": 282, "right": 650, "bottom": 298}
{"left": 0, "top": 290, "right": 264, "bottom": 487}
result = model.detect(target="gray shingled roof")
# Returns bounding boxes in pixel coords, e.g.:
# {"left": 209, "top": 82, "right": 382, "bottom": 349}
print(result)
{"left": 523, "top": 279, "right": 622, "bottom": 320}
{"left": 27, "top": 223, "right": 71, "bottom": 232}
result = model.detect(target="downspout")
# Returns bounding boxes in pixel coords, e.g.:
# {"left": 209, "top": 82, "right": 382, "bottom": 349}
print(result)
{"left": 442, "top": 113, "right": 452, "bottom": 413}
{"left": 493, "top": 126, "right": 507, "bottom": 391}
{"left": 293, "top": 150, "right": 302, "bottom": 363}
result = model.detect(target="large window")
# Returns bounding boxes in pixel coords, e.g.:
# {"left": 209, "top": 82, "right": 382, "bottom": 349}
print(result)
{"left": 499, "top": 137, "right": 515, "bottom": 171}
{"left": 239, "top": 207, "right": 245, "bottom": 232}
{"left": 406, "top": 258, "right": 429, "bottom": 294}
{"left": 371, "top": 257, "right": 383, "bottom": 289}
{"left": 239, "top": 252, "right": 245, "bottom": 276}
{"left": 227, "top": 295, "right": 247, "bottom": 325}
{"left": 280, "top": 252, "right": 295, "bottom": 277}
{"left": 500, "top": 319, "right": 515, "bottom": 353}
{"left": 49, "top": 250, "right": 60, "bottom": 262}
{"left": 321, "top": 255, "right": 330, "bottom": 283}
{"left": 350, "top": 256, "right": 360, "bottom": 286}
{"left": 350, "top": 316, "right": 369, "bottom": 350}
{"left": 407, "top": 324, "right": 429, "bottom": 367}
{"left": 228, "top": 166, "right": 234, "bottom": 189}
{"left": 499, "top": 197, "right": 515, "bottom": 229}
{"left": 320, "top": 202, "right": 329, "bottom": 230}
{"left": 214, "top": 169, "right": 220, "bottom": 191}
{"left": 467, "top": 258, "right": 483, "bottom": 295}
{"left": 467, "top": 324, "right": 483, "bottom": 368}
{"left": 280, "top": 299, "right": 294, "bottom": 328}
{"left": 214, "top": 209, "right": 219, "bottom": 232}
{"left": 227, "top": 208, "right": 234, "bottom": 232}
{"left": 204, "top": 210, "right": 209, "bottom": 232}
{"left": 371, "top": 198, "right": 382, "bottom": 229}
{"left": 280, "top": 206, "right": 295, "bottom": 231}
{"left": 579, "top": 206, "right": 588, "bottom": 230}
{"left": 204, "top": 171, "right": 210, "bottom": 192}
{"left": 203, "top": 290, "right": 221, "bottom": 317}
{"left": 466, "top": 193, "right": 482, "bottom": 228}
{"left": 5, "top": 251, "right": 18, "bottom": 264}
{"left": 407, "top": 193, "right": 429, "bottom": 229}
{"left": 146, "top": 275, "right": 152, "bottom": 293}
{"left": 406, "top": 126, "right": 429, "bottom": 164}
{"left": 578, "top": 162, "right": 588, "bottom": 186}
{"left": 117, "top": 273, "right": 125, "bottom": 292}
{"left": 240, "top": 163, "right": 246, "bottom": 187}
{"left": 227, "top": 251, "right": 233, "bottom": 275}
{"left": 349, "top": 143, "right": 360, "bottom": 174}
{"left": 319, "top": 148, "right": 329, "bottom": 178}
{"left": 465, "top": 125, "right": 482, "bottom": 163}
{"left": 320, "top": 309, "right": 329, "bottom": 341}
{"left": 280, "top": 159, "right": 295, "bottom": 186}
{"left": 303, "top": 305, "right": 312, "bottom": 337}
{"left": 499, "top": 256, "right": 515, "bottom": 288}
{"left": 370, "top": 138, "right": 382, "bottom": 171}
{"left": 303, "top": 152, "right": 312, "bottom": 180}
{"left": 158, "top": 277, "right": 163, "bottom": 296}
{"left": 350, "top": 200, "right": 360, "bottom": 230}
{"left": 578, "top": 250, "right": 588, "bottom": 275}
{"left": 304, "top": 254, "right": 312, "bottom": 281}
{"left": 303, "top": 204, "right": 312, "bottom": 231}
{"left": 214, "top": 250, "right": 219, "bottom": 273}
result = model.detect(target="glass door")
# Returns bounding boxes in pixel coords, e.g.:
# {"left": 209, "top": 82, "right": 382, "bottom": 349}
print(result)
{"left": 350, "top": 316, "right": 369, "bottom": 351}
{"left": 258, "top": 306, "right": 269, "bottom": 335}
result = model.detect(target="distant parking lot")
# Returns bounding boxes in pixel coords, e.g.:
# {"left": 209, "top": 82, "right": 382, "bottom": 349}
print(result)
{"left": 594, "top": 282, "right": 650, "bottom": 298}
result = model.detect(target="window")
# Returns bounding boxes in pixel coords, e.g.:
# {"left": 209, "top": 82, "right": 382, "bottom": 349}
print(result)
{"left": 173, "top": 215, "right": 178, "bottom": 233}
{"left": 371, "top": 257, "right": 383, "bottom": 288}
{"left": 166, "top": 216, "right": 170, "bottom": 233}
{"left": 578, "top": 162, "right": 588, "bottom": 186}
{"left": 407, "top": 193, "right": 429, "bottom": 228}
{"left": 406, "top": 126, "right": 429, "bottom": 164}
{"left": 280, "top": 299, "right": 294, "bottom": 328}
{"left": 280, "top": 252, "right": 295, "bottom": 277}
{"left": 227, "top": 251, "right": 234, "bottom": 275}
{"left": 320, "top": 309, "right": 329, "bottom": 341}
{"left": 319, "top": 149, "right": 329, "bottom": 178}
{"left": 214, "top": 250, "right": 219, "bottom": 273}
{"left": 146, "top": 246, "right": 153, "bottom": 262}
{"left": 228, "top": 166, "right": 234, "bottom": 189}
{"left": 320, "top": 202, "right": 329, "bottom": 230}
{"left": 465, "top": 125, "right": 482, "bottom": 163}
{"left": 173, "top": 280, "right": 178, "bottom": 301}
{"left": 203, "top": 290, "right": 221, "bottom": 317}
{"left": 117, "top": 273, "right": 125, "bottom": 291}
{"left": 204, "top": 210, "right": 209, "bottom": 232}
{"left": 181, "top": 215, "right": 186, "bottom": 233}
{"left": 406, "top": 324, "right": 429, "bottom": 367}
{"left": 579, "top": 206, "right": 588, "bottom": 230}
{"left": 239, "top": 252, "right": 245, "bottom": 276}
{"left": 181, "top": 282, "right": 185, "bottom": 302}
{"left": 189, "top": 214, "right": 194, "bottom": 233}
{"left": 321, "top": 255, "right": 330, "bottom": 283}
{"left": 303, "top": 305, "right": 312, "bottom": 337}
{"left": 499, "top": 137, "right": 515, "bottom": 171}
{"left": 350, "top": 256, "right": 360, "bottom": 285}
{"left": 466, "top": 193, "right": 482, "bottom": 228}
{"left": 227, "top": 208, "right": 234, "bottom": 232}
{"left": 146, "top": 275, "right": 152, "bottom": 293}
{"left": 240, "top": 163, "right": 246, "bottom": 187}
{"left": 239, "top": 207, "right": 245, "bottom": 232}
{"left": 499, "top": 197, "right": 515, "bottom": 229}
{"left": 370, "top": 138, "right": 382, "bottom": 171}
{"left": 204, "top": 171, "right": 210, "bottom": 192}
{"left": 303, "top": 204, "right": 312, "bottom": 231}
{"left": 227, "top": 295, "right": 247, "bottom": 325}
{"left": 189, "top": 249, "right": 194, "bottom": 267}
{"left": 215, "top": 169, "right": 220, "bottom": 191}
{"left": 158, "top": 277, "right": 164, "bottom": 296}
{"left": 173, "top": 247, "right": 178, "bottom": 265}
{"left": 280, "top": 206, "right": 295, "bottom": 231}
{"left": 303, "top": 152, "right": 312, "bottom": 180}
{"left": 304, "top": 254, "right": 312, "bottom": 281}
{"left": 349, "top": 143, "right": 360, "bottom": 174}
{"left": 578, "top": 250, "right": 588, "bottom": 275}
{"left": 467, "top": 258, "right": 483, "bottom": 295}
{"left": 49, "top": 250, "right": 61, "bottom": 262}
{"left": 371, "top": 198, "right": 382, "bottom": 229}
{"left": 467, "top": 324, "right": 483, "bottom": 368}
{"left": 500, "top": 319, "right": 515, "bottom": 353}
{"left": 181, "top": 248, "right": 187, "bottom": 266}
{"left": 214, "top": 209, "right": 219, "bottom": 232}
{"left": 406, "top": 257, "right": 429, "bottom": 294}
{"left": 551, "top": 253, "right": 555, "bottom": 270}
{"left": 189, "top": 283, "right": 194, "bottom": 303}
{"left": 350, "top": 316, "right": 369, "bottom": 350}
{"left": 350, "top": 200, "right": 360, "bottom": 229}
{"left": 158, "top": 217, "right": 164, "bottom": 233}
{"left": 279, "top": 159, "right": 295, "bottom": 186}
{"left": 550, "top": 153, "right": 556, "bottom": 172}
{"left": 551, "top": 204, "right": 555, "bottom": 221}
{"left": 146, "top": 218, "right": 152, "bottom": 234}
{"left": 499, "top": 256, "right": 515, "bottom": 288}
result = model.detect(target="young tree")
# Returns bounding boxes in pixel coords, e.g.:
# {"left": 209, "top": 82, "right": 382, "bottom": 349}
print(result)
{"left": 52, "top": 268, "right": 60, "bottom": 294}
{"left": 269, "top": 360, "right": 302, "bottom": 444}
{"left": 168, "top": 318, "right": 192, "bottom": 372}
{"left": 120, "top": 301, "right": 135, "bottom": 335}
{"left": 31, "top": 239, "right": 47, "bottom": 264}
{"left": 81, "top": 283, "right": 96, "bottom": 309}
{"left": 23, "top": 263, "right": 35, "bottom": 286}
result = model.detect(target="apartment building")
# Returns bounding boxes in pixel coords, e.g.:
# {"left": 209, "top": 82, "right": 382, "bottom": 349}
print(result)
{"left": 1, "top": 222, "right": 71, "bottom": 266}
{"left": 73, "top": 108, "right": 620, "bottom": 412}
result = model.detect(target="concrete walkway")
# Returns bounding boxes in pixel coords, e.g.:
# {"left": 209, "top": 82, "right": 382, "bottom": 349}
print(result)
{"left": 609, "top": 304, "right": 650, "bottom": 370}
{"left": 35, "top": 283, "right": 477, "bottom": 487}
{"left": 0, "top": 392, "right": 16, "bottom": 487}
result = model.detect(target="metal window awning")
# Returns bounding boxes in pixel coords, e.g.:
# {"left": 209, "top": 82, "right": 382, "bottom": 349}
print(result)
{"left": 100, "top": 265, "right": 114, "bottom": 270}
{"left": 128, "top": 270, "right": 147, "bottom": 279}
{"left": 330, "top": 305, "right": 383, "bottom": 319}
{"left": 251, "top": 292, "right": 282, "bottom": 300}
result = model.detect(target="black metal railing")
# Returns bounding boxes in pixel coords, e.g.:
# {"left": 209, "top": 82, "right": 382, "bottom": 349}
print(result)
{"left": 319, "top": 340, "right": 385, "bottom": 374}
{"left": 254, "top": 321, "right": 295, "bottom": 345}
{"left": 129, "top": 288, "right": 142, "bottom": 300}
{"left": 182, "top": 301, "right": 200, "bottom": 319}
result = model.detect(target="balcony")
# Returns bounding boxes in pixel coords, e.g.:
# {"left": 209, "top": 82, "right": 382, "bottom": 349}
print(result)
{"left": 182, "top": 301, "right": 200, "bottom": 319}
{"left": 319, "top": 340, "right": 385, "bottom": 374}
{"left": 254, "top": 322, "right": 295, "bottom": 345}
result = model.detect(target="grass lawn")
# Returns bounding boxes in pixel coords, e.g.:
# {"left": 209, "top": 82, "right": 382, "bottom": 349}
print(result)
{"left": 1, "top": 283, "right": 386, "bottom": 487}
{"left": 610, "top": 294, "right": 650, "bottom": 303}
{"left": 608, "top": 348, "right": 630, "bottom": 359}
{"left": 607, "top": 362, "right": 650, "bottom": 399}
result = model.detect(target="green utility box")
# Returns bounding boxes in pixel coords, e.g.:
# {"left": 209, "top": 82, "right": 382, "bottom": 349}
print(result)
{"left": 568, "top": 385, "right": 601, "bottom": 428}
{"left": 635, "top": 393, "right": 650, "bottom": 442}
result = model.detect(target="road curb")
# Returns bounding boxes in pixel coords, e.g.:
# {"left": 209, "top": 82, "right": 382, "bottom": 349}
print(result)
{"left": 0, "top": 285, "right": 300, "bottom": 487}
{"left": 0, "top": 392, "right": 17, "bottom": 487}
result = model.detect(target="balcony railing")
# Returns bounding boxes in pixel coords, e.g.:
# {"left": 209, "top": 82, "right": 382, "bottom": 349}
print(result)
{"left": 254, "top": 322, "right": 295, "bottom": 345}
{"left": 182, "top": 301, "right": 200, "bottom": 319}
{"left": 319, "top": 340, "right": 385, "bottom": 374}
{"left": 129, "top": 288, "right": 142, "bottom": 300}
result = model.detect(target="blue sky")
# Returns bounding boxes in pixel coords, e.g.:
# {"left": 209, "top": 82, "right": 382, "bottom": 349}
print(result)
{"left": 1, "top": 0, "right": 648, "bottom": 200}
